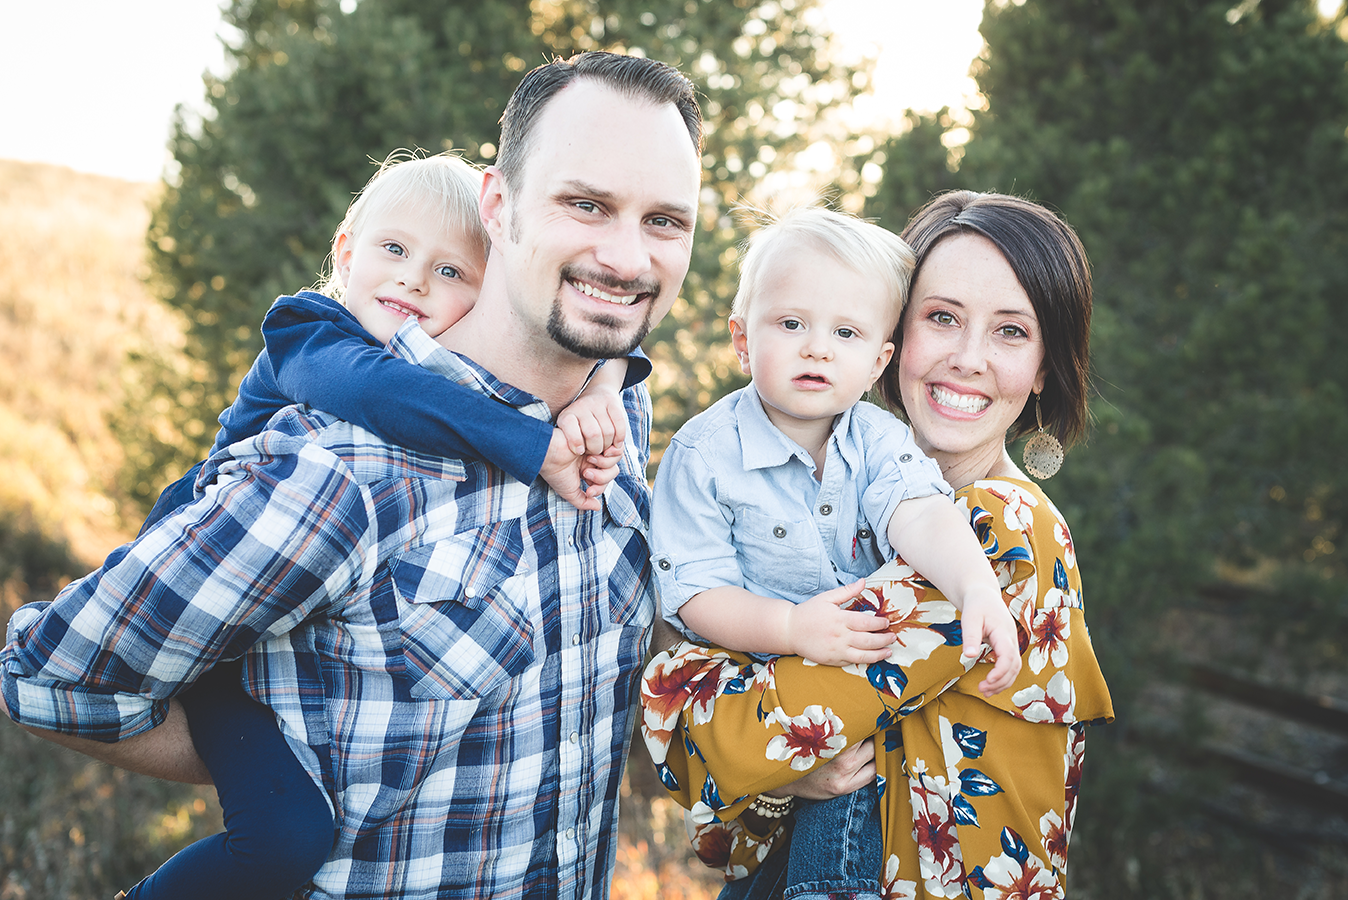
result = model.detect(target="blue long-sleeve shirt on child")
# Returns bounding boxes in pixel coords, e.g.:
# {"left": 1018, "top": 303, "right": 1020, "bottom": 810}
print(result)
{"left": 143, "top": 290, "right": 651, "bottom": 529}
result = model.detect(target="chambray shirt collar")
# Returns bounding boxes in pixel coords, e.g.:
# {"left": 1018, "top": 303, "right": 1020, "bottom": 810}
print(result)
{"left": 733, "top": 382, "right": 863, "bottom": 475}
{"left": 388, "top": 319, "right": 552, "bottom": 422}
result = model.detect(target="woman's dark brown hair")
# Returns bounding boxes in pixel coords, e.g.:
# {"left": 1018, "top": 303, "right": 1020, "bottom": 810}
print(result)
{"left": 878, "top": 191, "right": 1093, "bottom": 448}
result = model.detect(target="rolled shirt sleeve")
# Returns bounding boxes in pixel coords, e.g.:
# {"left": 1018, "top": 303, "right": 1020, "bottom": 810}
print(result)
{"left": 852, "top": 407, "right": 953, "bottom": 560}
{"left": 650, "top": 436, "right": 745, "bottom": 640}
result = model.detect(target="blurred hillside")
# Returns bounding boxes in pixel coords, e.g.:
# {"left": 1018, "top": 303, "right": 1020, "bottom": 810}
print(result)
{"left": 0, "top": 159, "right": 227, "bottom": 898}
{"left": 0, "top": 159, "right": 188, "bottom": 562}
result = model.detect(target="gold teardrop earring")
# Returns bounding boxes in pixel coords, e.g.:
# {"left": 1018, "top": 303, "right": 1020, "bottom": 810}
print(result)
{"left": 1022, "top": 393, "right": 1064, "bottom": 480}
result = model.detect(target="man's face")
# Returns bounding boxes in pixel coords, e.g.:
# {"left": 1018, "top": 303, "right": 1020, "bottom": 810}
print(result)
{"left": 485, "top": 80, "right": 701, "bottom": 360}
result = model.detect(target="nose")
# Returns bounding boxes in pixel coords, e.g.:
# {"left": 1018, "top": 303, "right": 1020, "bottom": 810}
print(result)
{"left": 802, "top": 330, "right": 833, "bottom": 361}
{"left": 594, "top": 218, "right": 651, "bottom": 282}
{"left": 948, "top": 330, "right": 987, "bottom": 374}
{"left": 399, "top": 262, "right": 429, "bottom": 294}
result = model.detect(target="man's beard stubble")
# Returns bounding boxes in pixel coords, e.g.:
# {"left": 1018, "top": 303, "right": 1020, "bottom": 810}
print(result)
{"left": 546, "top": 263, "right": 661, "bottom": 359}
{"left": 546, "top": 297, "right": 654, "bottom": 360}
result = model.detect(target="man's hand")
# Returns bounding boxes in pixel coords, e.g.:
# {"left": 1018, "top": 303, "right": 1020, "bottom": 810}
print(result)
{"left": 785, "top": 580, "right": 895, "bottom": 667}
{"left": 959, "top": 586, "right": 1023, "bottom": 696}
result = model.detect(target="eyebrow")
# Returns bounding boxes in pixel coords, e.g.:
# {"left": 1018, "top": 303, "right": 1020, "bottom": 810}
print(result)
{"left": 558, "top": 179, "right": 696, "bottom": 222}
{"left": 919, "top": 295, "right": 1035, "bottom": 317}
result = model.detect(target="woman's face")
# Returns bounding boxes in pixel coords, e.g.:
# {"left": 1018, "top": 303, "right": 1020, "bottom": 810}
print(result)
{"left": 898, "top": 233, "right": 1047, "bottom": 483}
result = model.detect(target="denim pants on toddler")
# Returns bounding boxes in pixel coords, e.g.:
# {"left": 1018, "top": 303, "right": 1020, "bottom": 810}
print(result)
{"left": 719, "top": 780, "right": 883, "bottom": 900}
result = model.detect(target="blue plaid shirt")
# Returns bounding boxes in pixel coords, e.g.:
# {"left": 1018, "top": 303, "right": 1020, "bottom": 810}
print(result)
{"left": 2, "top": 323, "right": 655, "bottom": 899}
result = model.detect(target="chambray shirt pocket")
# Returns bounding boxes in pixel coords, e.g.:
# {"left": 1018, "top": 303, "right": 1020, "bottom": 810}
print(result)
{"left": 732, "top": 507, "right": 820, "bottom": 600}
{"left": 389, "top": 522, "right": 535, "bottom": 701}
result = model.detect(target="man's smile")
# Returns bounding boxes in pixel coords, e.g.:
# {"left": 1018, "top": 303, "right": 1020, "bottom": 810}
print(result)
{"left": 567, "top": 277, "right": 649, "bottom": 306}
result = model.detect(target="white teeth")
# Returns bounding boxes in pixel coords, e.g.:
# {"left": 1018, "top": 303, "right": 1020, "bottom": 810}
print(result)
{"left": 381, "top": 299, "right": 421, "bottom": 318}
{"left": 572, "top": 280, "right": 638, "bottom": 305}
{"left": 931, "top": 385, "right": 989, "bottom": 413}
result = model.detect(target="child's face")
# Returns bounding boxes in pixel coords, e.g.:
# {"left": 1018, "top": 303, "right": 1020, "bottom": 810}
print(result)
{"left": 334, "top": 200, "right": 485, "bottom": 344}
{"left": 730, "top": 247, "right": 896, "bottom": 437}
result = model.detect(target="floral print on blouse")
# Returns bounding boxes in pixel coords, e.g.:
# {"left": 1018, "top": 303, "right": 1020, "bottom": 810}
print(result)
{"left": 641, "top": 478, "right": 1114, "bottom": 899}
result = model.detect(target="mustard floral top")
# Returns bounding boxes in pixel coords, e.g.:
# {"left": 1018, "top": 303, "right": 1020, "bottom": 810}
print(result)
{"left": 641, "top": 478, "right": 1114, "bottom": 899}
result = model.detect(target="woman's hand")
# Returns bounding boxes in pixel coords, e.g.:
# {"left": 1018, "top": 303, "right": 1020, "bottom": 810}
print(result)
{"left": 769, "top": 737, "right": 877, "bottom": 800}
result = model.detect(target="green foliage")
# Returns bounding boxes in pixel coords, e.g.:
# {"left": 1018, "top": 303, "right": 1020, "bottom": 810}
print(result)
{"left": 0, "top": 720, "right": 221, "bottom": 899}
{"left": 0, "top": 510, "right": 79, "bottom": 601}
{"left": 870, "top": 0, "right": 1348, "bottom": 665}
{"left": 868, "top": 0, "right": 1348, "bottom": 890}
{"left": 134, "top": 0, "right": 866, "bottom": 500}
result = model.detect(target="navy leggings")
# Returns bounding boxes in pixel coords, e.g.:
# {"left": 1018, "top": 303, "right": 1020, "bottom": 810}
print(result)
{"left": 122, "top": 660, "right": 335, "bottom": 899}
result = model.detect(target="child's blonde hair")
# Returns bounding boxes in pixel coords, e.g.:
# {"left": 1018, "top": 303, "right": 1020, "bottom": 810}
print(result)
{"left": 731, "top": 206, "right": 916, "bottom": 327}
{"left": 318, "top": 150, "right": 488, "bottom": 298}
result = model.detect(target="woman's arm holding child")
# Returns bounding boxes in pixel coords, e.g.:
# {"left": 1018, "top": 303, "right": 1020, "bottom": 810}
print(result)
{"left": 886, "top": 493, "right": 1022, "bottom": 695}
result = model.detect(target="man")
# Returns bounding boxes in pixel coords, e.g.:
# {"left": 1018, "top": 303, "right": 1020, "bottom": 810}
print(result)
{"left": 1, "top": 51, "right": 703, "bottom": 899}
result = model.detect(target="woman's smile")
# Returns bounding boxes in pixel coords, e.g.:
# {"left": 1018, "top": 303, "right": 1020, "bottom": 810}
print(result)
{"left": 927, "top": 383, "right": 991, "bottom": 416}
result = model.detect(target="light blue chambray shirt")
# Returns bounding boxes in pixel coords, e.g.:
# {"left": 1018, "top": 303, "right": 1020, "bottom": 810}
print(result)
{"left": 651, "top": 383, "right": 952, "bottom": 640}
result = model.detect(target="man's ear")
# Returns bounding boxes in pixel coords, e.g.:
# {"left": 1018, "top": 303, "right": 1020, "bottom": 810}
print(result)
{"left": 729, "top": 315, "right": 751, "bottom": 376}
{"left": 480, "top": 165, "right": 509, "bottom": 244}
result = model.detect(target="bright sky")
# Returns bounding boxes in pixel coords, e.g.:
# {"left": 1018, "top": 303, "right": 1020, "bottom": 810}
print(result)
{"left": 0, "top": 0, "right": 984, "bottom": 184}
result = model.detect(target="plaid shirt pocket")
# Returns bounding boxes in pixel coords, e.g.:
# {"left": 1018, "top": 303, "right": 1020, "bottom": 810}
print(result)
{"left": 390, "top": 521, "right": 535, "bottom": 701}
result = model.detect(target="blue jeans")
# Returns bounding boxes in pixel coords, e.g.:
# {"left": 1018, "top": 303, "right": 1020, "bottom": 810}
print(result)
{"left": 122, "top": 661, "right": 335, "bottom": 900}
{"left": 719, "top": 781, "right": 883, "bottom": 900}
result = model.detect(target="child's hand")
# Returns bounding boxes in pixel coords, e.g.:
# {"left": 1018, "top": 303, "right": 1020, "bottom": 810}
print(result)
{"left": 959, "top": 586, "right": 1022, "bottom": 696}
{"left": 541, "top": 430, "right": 606, "bottom": 512}
{"left": 580, "top": 444, "right": 624, "bottom": 491}
{"left": 545, "top": 384, "right": 629, "bottom": 512}
{"left": 785, "top": 580, "right": 896, "bottom": 667}
{"left": 557, "top": 388, "right": 628, "bottom": 459}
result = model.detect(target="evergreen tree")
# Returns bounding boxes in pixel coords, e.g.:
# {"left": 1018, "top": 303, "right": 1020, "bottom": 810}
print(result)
{"left": 128, "top": 0, "right": 865, "bottom": 507}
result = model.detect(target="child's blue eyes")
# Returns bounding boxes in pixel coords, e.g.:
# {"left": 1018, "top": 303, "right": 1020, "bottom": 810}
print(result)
{"left": 379, "top": 242, "right": 461, "bottom": 279}
{"left": 779, "top": 321, "right": 860, "bottom": 338}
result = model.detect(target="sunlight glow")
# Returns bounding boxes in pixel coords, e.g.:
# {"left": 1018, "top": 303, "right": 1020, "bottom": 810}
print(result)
{"left": 823, "top": 0, "right": 986, "bottom": 125}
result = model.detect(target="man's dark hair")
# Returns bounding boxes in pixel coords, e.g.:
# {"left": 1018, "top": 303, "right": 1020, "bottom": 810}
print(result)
{"left": 496, "top": 51, "right": 703, "bottom": 188}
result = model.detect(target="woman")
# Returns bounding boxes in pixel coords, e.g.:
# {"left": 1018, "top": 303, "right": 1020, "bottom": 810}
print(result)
{"left": 641, "top": 191, "right": 1114, "bottom": 899}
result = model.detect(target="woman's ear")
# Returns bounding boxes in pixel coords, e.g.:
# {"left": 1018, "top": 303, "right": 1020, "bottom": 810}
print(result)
{"left": 728, "top": 315, "right": 751, "bottom": 376}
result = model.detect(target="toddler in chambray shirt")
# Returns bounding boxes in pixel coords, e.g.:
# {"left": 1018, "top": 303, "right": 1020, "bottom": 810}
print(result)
{"left": 647, "top": 206, "right": 1023, "bottom": 899}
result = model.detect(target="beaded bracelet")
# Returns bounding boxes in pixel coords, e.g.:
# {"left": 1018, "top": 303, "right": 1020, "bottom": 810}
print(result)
{"left": 747, "top": 793, "right": 795, "bottom": 819}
